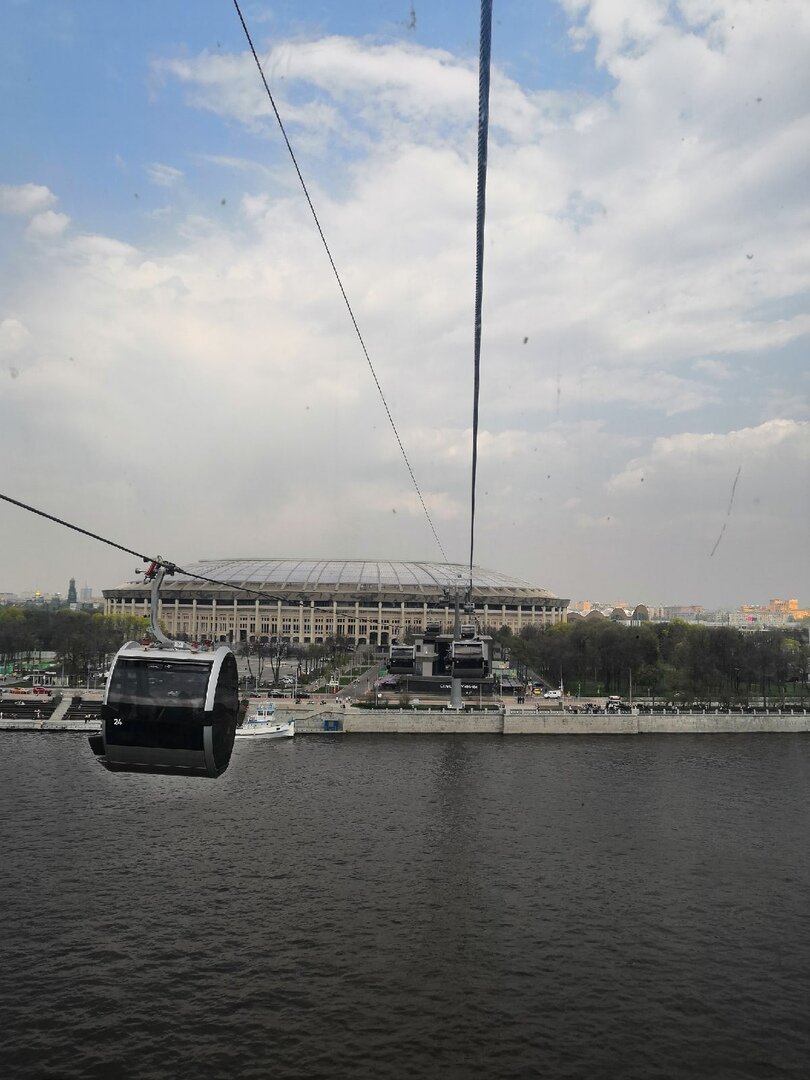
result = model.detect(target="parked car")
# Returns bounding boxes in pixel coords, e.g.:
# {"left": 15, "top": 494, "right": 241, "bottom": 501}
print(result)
{"left": 543, "top": 689, "right": 562, "bottom": 699}
{"left": 606, "top": 698, "right": 632, "bottom": 713}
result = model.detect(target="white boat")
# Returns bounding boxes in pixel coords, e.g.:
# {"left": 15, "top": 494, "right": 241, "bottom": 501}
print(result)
{"left": 236, "top": 703, "right": 295, "bottom": 739}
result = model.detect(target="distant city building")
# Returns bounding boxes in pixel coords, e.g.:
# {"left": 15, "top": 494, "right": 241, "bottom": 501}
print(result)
{"left": 569, "top": 600, "right": 806, "bottom": 630}
{"left": 103, "top": 559, "right": 569, "bottom": 646}
{"left": 17, "top": 590, "right": 59, "bottom": 604}
{"left": 568, "top": 604, "right": 649, "bottom": 625}
{"left": 739, "top": 598, "right": 809, "bottom": 622}
{"left": 79, "top": 586, "right": 93, "bottom": 604}
{"left": 659, "top": 605, "right": 705, "bottom": 621}
{"left": 571, "top": 599, "right": 633, "bottom": 614}
{"left": 702, "top": 605, "right": 809, "bottom": 630}
{"left": 67, "top": 578, "right": 77, "bottom": 605}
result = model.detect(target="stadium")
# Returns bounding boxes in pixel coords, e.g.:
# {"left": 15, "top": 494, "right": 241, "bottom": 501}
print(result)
{"left": 103, "top": 559, "right": 569, "bottom": 646}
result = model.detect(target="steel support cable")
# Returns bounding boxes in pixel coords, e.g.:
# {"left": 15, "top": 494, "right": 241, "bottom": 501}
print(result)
{"left": 469, "top": 0, "right": 493, "bottom": 596}
{"left": 231, "top": 0, "right": 448, "bottom": 563}
{"left": 0, "top": 491, "right": 290, "bottom": 605}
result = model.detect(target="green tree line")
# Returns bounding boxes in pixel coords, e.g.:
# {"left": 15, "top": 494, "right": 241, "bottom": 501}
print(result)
{"left": 0, "top": 607, "right": 149, "bottom": 685}
{"left": 497, "top": 620, "right": 808, "bottom": 704}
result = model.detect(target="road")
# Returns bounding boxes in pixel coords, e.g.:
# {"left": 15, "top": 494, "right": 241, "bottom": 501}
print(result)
{"left": 336, "top": 664, "right": 380, "bottom": 701}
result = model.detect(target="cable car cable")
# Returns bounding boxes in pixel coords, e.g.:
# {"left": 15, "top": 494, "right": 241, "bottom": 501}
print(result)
{"left": 0, "top": 491, "right": 156, "bottom": 564}
{"left": 468, "top": 0, "right": 493, "bottom": 598}
{"left": 231, "top": 0, "right": 448, "bottom": 563}
{"left": 0, "top": 491, "right": 289, "bottom": 605}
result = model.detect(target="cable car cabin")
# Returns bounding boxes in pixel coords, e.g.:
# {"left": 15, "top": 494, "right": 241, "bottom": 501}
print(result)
{"left": 88, "top": 642, "right": 238, "bottom": 777}
{"left": 450, "top": 638, "right": 488, "bottom": 679}
{"left": 388, "top": 643, "right": 416, "bottom": 675}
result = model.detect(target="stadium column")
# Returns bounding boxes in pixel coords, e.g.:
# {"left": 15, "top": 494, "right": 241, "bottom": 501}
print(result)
{"left": 255, "top": 599, "right": 260, "bottom": 639}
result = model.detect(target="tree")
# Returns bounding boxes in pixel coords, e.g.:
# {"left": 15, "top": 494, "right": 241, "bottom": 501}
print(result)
{"left": 497, "top": 618, "right": 808, "bottom": 704}
{"left": 240, "top": 638, "right": 271, "bottom": 687}
{"left": 0, "top": 607, "right": 40, "bottom": 672}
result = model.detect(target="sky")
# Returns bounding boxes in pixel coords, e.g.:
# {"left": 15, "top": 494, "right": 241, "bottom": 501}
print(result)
{"left": 1, "top": 0, "right": 808, "bottom": 608}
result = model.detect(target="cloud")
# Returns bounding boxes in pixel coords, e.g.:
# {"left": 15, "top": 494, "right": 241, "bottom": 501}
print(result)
{"left": 198, "top": 153, "right": 275, "bottom": 178}
{"left": 608, "top": 416, "right": 808, "bottom": 487}
{"left": 147, "top": 163, "right": 184, "bottom": 188}
{"left": 25, "top": 210, "right": 70, "bottom": 239}
{"left": 2, "top": 3, "right": 809, "bottom": 606}
{"left": 0, "top": 317, "right": 32, "bottom": 356}
{"left": 0, "top": 183, "right": 57, "bottom": 216}
{"left": 692, "top": 358, "right": 732, "bottom": 380}
{"left": 154, "top": 36, "right": 583, "bottom": 153}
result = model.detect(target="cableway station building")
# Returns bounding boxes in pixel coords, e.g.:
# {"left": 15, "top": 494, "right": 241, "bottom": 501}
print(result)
{"left": 103, "top": 559, "right": 569, "bottom": 646}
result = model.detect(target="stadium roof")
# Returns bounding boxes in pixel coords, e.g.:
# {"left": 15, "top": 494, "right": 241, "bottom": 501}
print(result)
{"left": 113, "top": 559, "right": 557, "bottom": 598}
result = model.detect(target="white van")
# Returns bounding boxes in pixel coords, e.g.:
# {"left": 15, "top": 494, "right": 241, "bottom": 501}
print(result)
{"left": 543, "top": 689, "right": 562, "bottom": 699}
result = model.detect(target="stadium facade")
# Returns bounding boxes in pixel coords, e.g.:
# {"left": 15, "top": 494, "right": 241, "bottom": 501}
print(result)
{"left": 103, "top": 559, "right": 569, "bottom": 646}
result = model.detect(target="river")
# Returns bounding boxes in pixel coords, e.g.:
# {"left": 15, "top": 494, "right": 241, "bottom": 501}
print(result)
{"left": 1, "top": 732, "right": 808, "bottom": 1079}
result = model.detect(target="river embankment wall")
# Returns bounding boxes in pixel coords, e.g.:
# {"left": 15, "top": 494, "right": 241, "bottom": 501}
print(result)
{"left": 291, "top": 709, "right": 809, "bottom": 735}
{"left": 2, "top": 707, "right": 807, "bottom": 735}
